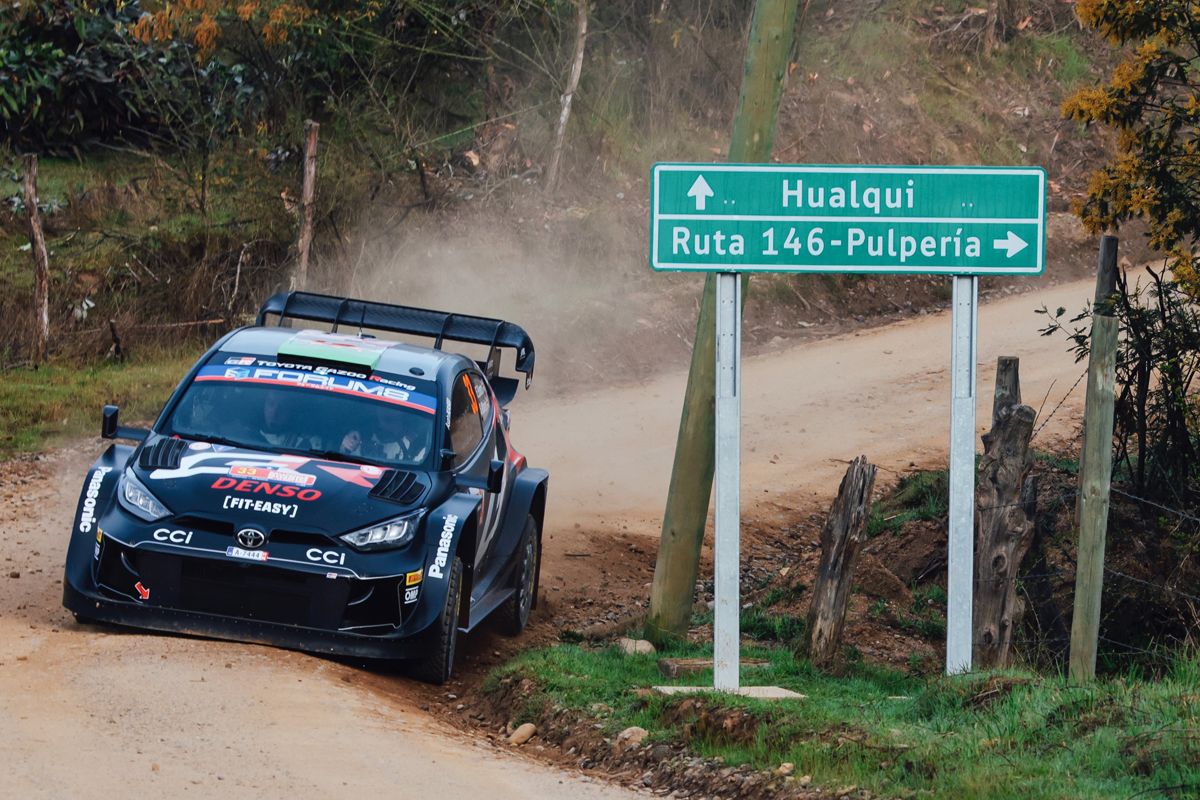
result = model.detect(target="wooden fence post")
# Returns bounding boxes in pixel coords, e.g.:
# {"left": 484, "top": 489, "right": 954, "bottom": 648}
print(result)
{"left": 973, "top": 356, "right": 1038, "bottom": 668}
{"left": 1069, "top": 235, "right": 1120, "bottom": 682}
{"left": 805, "top": 455, "right": 877, "bottom": 667}
{"left": 23, "top": 154, "right": 50, "bottom": 364}
{"left": 295, "top": 120, "right": 319, "bottom": 291}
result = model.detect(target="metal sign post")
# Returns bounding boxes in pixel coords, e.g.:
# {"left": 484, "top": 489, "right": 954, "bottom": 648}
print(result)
{"left": 946, "top": 275, "right": 978, "bottom": 674}
{"left": 650, "top": 163, "right": 1045, "bottom": 681}
{"left": 713, "top": 271, "right": 742, "bottom": 691}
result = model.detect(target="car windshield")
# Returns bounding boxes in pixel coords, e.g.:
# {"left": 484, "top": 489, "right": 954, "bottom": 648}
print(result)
{"left": 162, "top": 367, "right": 439, "bottom": 469}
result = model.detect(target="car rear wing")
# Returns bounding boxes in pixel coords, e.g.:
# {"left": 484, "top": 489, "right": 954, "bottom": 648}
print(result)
{"left": 256, "top": 291, "right": 535, "bottom": 391}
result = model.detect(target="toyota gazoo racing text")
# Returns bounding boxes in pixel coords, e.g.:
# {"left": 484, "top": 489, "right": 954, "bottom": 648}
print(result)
{"left": 63, "top": 291, "right": 547, "bottom": 684}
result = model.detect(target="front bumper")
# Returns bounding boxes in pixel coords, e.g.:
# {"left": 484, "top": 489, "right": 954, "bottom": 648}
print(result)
{"left": 64, "top": 532, "right": 438, "bottom": 661}
{"left": 64, "top": 580, "right": 437, "bottom": 660}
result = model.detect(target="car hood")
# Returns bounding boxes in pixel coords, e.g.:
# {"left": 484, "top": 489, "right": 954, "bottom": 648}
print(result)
{"left": 133, "top": 440, "right": 431, "bottom": 532}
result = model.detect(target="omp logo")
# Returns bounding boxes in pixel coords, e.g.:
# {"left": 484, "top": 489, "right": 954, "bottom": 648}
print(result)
{"left": 427, "top": 514, "right": 459, "bottom": 580}
{"left": 153, "top": 528, "right": 193, "bottom": 545}
{"left": 305, "top": 548, "right": 346, "bottom": 566}
{"left": 78, "top": 466, "right": 112, "bottom": 533}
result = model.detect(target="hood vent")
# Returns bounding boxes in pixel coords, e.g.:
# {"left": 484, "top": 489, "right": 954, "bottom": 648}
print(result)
{"left": 369, "top": 469, "right": 424, "bottom": 505}
{"left": 138, "top": 437, "right": 189, "bottom": 471}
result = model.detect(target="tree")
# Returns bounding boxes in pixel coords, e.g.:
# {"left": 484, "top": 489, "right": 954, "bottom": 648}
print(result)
{"left": 1063, "top": 0, "right": 1200, "bottom": 297}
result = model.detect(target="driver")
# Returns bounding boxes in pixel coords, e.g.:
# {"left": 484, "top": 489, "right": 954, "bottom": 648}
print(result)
{"left": 367, "top": 405, "right": 430, "bottom": 464}
{"left": 258, "top": 392, "right": 307, "bottom": 449}
{"left": 338, "top": 428, "right": 363, "bottom": 457}
{"left": 179, "top": 390, "right": 216, "bottom": 431}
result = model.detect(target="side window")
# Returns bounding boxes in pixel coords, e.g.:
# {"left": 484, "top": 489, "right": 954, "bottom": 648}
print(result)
{"left": 469, "top": 373, "right": 492, "bottom": 429}
{"left": 449, "top": 372, "right": 483, "bottom": 468}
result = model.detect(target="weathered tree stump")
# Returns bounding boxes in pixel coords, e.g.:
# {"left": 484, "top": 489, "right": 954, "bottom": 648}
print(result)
{"left": 805, "top": 455, "right": 877, "bottom": 667}
{"left": 973, "top": 356, "right": 1038, "bottom": 668}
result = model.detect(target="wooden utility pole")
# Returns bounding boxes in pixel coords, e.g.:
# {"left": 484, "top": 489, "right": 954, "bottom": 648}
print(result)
{"left": 806, "top": 456, "right": 877, "bottom": 667}
{"left": 544, "top": 0, "right": 588, "bottom": 194}
{"left": 973, "top": 356, "right": 1038, "bottom": 668}
{"left": 646, "top": 0, "right": 800, "bottom": 644}
{"left": 295, "top": 120, "right": 319, "bottom": 291}
{"left": 1069, "top": 235, "right": 1120, "bottom": 682}
{"left": 23, "top": 154, "right": 50, "bottom": 364}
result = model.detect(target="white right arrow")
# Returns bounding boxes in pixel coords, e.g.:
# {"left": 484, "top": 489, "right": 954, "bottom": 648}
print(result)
{"left": 687, "top": 174, "right": 714, "bottom": 211}
{"left": 992, "top": 230, "right": 1028, "bottom": 258}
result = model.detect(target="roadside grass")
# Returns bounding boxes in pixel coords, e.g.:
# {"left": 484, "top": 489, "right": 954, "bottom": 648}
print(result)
{"left": 866, "top": 468, "right": 948, "bottom": 538}
{"left": 0, "top": 347, "right": 200, "bottom": 455}
{"left": 489, "top": 641, "right": 1200, "bottom": 799}
{"left": 1034, "top": 449, "right": 1080, "bottom": 474}
{"left": 999, "top": 32, "right": 1093, "bottom": 88}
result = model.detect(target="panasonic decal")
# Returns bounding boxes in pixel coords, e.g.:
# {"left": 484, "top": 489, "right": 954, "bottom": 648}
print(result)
{"left": 77, "top": 466, "right": 112, "bottom": 533}
{"left": 427, "top": 514, "right": 459, "bottom": 580}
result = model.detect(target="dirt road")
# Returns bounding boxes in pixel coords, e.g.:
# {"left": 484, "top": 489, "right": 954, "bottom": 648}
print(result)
{"left": 0, "top": 276, "right": 1093, "bottom": 797}
{"left": 523, "top": 278, "right": 1090, "bottom": 534}
{"left": 0, "top": 444, "right": 644, "bottom": 799}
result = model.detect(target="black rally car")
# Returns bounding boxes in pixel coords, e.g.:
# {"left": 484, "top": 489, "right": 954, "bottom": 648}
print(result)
{"left": 63, "top": 291, "right": 548, "bottom": 683}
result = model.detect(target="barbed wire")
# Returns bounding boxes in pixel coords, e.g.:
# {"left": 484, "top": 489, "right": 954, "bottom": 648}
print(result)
{"left": 1096, "top": 635, "right": 1175, "bottom": 660}
{"left": 1031, "top": 368, "right": 1089, "bottom": 441}
{"left": 1105, "top": 568, "right": 1200, "bottom": 606}
{"left": 1110, "top": 487, "right": 1200, "bottom": 527}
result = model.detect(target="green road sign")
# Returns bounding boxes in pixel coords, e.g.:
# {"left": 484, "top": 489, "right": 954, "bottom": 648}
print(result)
{"left": 650, "top": 163, "right": 1046, "bottom": 274}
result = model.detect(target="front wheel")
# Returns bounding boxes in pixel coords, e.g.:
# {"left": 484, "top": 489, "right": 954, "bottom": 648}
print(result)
{"left": 409, "top": 556, "right": 463, "bottom": 685}
{"left": 496, "top": 515, "right": 539, "bottom": 636}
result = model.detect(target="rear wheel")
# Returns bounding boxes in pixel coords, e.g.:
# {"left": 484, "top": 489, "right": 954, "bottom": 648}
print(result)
{"left": 496, "top": 515, "right": 539, "bottom": 636}
{"left": 409, "top": 557, "right": 463, "bottom": 685}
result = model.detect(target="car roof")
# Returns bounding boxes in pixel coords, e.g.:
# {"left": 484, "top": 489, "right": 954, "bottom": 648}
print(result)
{"left": 217, "top": 326, "right": 470, "bottom": 380}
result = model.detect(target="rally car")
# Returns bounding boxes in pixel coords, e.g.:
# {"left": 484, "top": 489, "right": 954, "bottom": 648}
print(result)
{"left": 62, "top": 291, "right": 547, "bottom": 683}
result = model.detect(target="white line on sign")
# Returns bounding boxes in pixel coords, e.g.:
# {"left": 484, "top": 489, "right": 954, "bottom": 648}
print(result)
{"left": 654, "top": 163, "right": 1046, "bottom": 177}
{"left": 657, "top": 213, "right": 1042, "bottom": 224}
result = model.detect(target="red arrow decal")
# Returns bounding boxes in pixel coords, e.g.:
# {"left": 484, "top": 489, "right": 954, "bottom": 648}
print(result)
{"left": 134, "top": 581, "right": 150, "bottom": 601}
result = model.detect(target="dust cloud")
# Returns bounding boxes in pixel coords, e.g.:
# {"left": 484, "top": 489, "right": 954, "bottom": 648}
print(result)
{"left": 337, "top": 198, "right": 700, "bottom": 395}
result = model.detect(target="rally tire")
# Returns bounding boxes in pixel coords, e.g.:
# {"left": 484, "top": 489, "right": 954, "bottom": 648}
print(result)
{"left": 496, "top": 515, "right": 539, "bottom": 636}
{"left": 410, "top": 556, "right": 463, "bottom": 685}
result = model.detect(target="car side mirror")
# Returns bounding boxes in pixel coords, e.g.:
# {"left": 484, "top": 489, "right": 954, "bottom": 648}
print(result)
{"left": 101, "top": 405, "right": 119, "bottom": 439}
{"left": 486, "top": 458, "right": 504, "bottom": 493}
{"left": 439, "top": 448, "right": 456, "bottom": 471}
{"left": 101, "top": 404, "right": 149, "bottom": 442}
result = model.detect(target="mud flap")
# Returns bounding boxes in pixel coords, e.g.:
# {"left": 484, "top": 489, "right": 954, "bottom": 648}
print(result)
{"left": 489, "top": 468, "right": 549, "bottom": 593}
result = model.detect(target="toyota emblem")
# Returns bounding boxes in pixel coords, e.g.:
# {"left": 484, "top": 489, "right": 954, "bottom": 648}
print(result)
{"left": 236, "top": 528, "right": 266, "bottom": 549}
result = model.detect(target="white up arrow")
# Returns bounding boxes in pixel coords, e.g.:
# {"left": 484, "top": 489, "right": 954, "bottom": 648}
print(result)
{"left": 992, "top": 230, "right": 1028, "bottom": 258}
{"left": 687, "top": 175, "right": 714, "bottom": 211}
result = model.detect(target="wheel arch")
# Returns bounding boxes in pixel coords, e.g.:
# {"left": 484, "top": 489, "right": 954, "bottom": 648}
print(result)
{"left": 455, "top": 513, "right": 478, "bottom": 628}
{"left": 521, "top": 474, "right": 548, "bottom": 610}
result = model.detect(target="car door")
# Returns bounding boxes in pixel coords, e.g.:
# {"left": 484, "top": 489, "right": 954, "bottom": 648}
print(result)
{"left": 448, "top": 370, "right": 504, "bottom": 569}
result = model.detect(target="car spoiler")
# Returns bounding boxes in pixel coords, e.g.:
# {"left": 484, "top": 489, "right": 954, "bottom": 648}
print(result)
{"left": 256, "top": 291, "right": 535, "bottom": 390}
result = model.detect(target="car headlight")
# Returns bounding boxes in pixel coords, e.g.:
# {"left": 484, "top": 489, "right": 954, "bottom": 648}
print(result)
{"left": 341, "top": 510, "right": 423, "bottom": 551}
{"left": 118, "top": 470, "right": 170, "bottom": 522}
